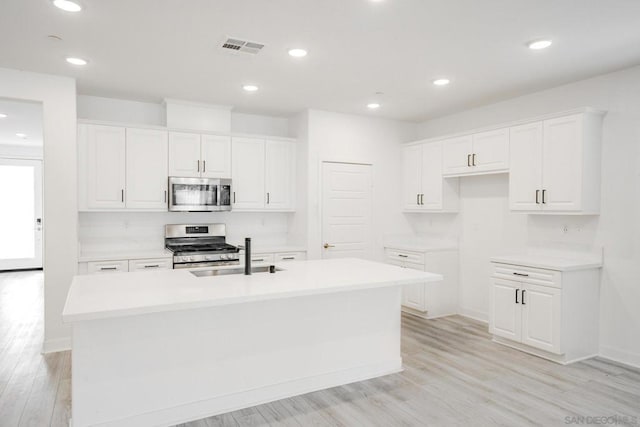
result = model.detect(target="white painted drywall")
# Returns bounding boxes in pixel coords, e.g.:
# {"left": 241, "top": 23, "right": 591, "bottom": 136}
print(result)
{"left": 414, "top": 64, "right": 640, "bottom": 368}
{"left": 77, "top": 95, "right": 165, "bottom": 126}
{"left": 305, "top": 109, "right": 418, "bottom": 261}
{"left": 0, "top": 67, "right": 77, "bottom": 353}
{"left": 232, "top": 112, "right": 290, "bottom": 137}
{"left": 0, "top": 144, "right": 43, "bottom": 159}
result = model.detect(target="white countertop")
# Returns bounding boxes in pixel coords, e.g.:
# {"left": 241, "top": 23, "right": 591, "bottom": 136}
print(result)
{"left": 78, "top": 249, "right": 173, "bottom": 263}
{"left": 491, "top": 252, "right": 603, "bottom": 271}
{"left": 63, "top": 258, "right": 441, "bottom": 323}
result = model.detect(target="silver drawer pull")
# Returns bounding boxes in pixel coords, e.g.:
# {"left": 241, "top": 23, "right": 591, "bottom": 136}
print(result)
{"left": 144, "top": 265, "right": 160, "bottom": 268}
{"left": 100, "top": 267, "right": 118, "bottom": 271}
{"left": 281, "top": 257, "right": 295, "bottom": 260}
{"left": 253, "top": 258, "right": 264, "bottom": 262}
{"left": 513, "top": 272, "right": 529, "bottom": 277}
{"left": 398, "top": 254, "right": 409, "bottom": 258}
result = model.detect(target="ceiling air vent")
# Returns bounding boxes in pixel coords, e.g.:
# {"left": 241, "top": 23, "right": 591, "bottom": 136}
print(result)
{"left": 221, "top": 37, "right": 265, "bottom": 55}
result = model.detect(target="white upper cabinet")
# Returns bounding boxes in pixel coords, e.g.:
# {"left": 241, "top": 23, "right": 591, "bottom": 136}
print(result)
{"left": 125, "top": 128, "right": 168, "bottom": 210}
{"left": 442, "top": 135, "right": 473, "bottom": 176}
{"left": 168, "top": 132, "right": 231, "bottom": 178}
{"left": 442, "top": 130, "right": 508, "bottom": 177}
{"left": 265, "top": 139, "right": 295, "bottom": 210}
{"left": 82, "top": 124, "right": 127, "bottom": 209}
{"left": 471, "top": 128, "right": 509, "bottom": 173}
{"left": 168, "top": 132, "right": 201, "bottom": 177}
{"left": 201, "top": 135, "right": 231, "bottom": 178}
{"left": 509, "top": 122, "right": 543, "bottom": 211}
{"left": 509, "top": 111, "right": 604, "bottom": 213}
{"left": 232, "top": 137, "right": 296, "bottom": 211}
{"left": 80, "top": 124, "right": 168, "bottom": 211}
{"left": 232, "top": 137, "right": 266, "bottom": 210}
{"left": 402, "top": 141, "right": 458, "bottom": 212}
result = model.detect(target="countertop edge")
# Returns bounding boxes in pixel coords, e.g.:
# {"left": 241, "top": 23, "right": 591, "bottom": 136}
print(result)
{"left": 490, "top": 258, "right": 603, "bottom": 272}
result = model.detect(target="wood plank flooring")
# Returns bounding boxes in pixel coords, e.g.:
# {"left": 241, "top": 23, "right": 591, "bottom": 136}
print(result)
{"left": 1, "top": 270, "right": 639, "bottom": 426}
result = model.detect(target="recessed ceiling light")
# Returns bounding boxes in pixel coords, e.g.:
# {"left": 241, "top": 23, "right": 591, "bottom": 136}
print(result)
{"left": 528, "top": 39, "right": 553, "bottom": 50}
{"left": 367, "top": 103, "right": 381, "bottom": 109}
{"left": 288, "top": 48, "right": 308, "bottom": 58}
{"left": 16, "top": 133, "right": 27, "bottom": 138}
{"left": 66, "top": 57, "right": 88, "bottom": 66}
{"left": 52, "top": 0, "right": 82, "bottom": 12}
{"left": 0, "top": 113, "right": 7, "bottom": 118}
{"left": 433, "top": 78, "right": 451, "bottom": 86}
{"left": 242, "top": 84, "right": 259, "bottom": 92}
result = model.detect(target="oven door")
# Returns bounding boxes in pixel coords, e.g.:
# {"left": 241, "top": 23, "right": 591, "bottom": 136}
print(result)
{"left": 169, "top": 177, "right": 219, "bottom": 212}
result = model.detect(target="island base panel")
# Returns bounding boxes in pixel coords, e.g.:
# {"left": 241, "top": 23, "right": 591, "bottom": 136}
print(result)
{"left": 71, "top": 286, "right": 403, "bottom": 427}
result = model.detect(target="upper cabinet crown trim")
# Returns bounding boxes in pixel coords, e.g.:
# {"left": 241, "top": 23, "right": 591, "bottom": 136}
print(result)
{"left": 403, "top": 107, "right": 606, "bottom": 147}
{"left": 76, "top": 119, "right": 297, "bottom": 142}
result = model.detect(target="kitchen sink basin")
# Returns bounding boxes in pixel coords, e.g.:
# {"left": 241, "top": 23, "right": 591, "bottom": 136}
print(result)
{"left": 190, "top": 265, "right": 283, "bottom": 277}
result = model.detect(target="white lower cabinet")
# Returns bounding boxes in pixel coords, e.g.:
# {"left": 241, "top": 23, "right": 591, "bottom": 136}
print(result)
{"left": 385, "top": 247, "right": 458, "bottom": 319}
{"left": 239, "top": 251, "right": 307, "bottom": 264}
{"left": 490, "top": 262, "right": 599, "bottom": 364}
{"left": 128, "top": 258, "right": 172, "bottom": 272}
{"left": 87, "top": 260, "right": 129, "bottom": 274}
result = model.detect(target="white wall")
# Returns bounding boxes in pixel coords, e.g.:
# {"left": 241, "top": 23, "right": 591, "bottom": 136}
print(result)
{"left": 0, "top": 143, "right": 43, "bottom": 159}
{"left": 232, "top": 112, "right": 290, "bottom": 137}
{"left": 0, "top": 68, "right": 77, "bottom": 353}
{"left": 414, "top": 65, "right": 640, "bottom": 368}
{"left": 306, "top": 110, "right": 418, "bottom": 260}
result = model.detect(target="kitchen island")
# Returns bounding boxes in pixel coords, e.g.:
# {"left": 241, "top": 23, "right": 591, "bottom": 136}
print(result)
{"left": 63, "top": 258, "right": 442, "bottom": 427}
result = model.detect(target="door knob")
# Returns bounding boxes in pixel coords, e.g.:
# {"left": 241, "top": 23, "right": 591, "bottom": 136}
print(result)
{"left": 323, "top": 243, "right": 335, "bottom": 249}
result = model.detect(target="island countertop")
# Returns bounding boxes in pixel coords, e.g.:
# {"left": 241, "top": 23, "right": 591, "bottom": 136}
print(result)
{"left": 63, "top": 258, "right": 442, "bottom": 323}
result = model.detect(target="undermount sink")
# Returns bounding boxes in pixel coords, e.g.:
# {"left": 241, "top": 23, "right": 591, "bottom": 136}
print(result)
{"left": 191, "top": 265, "right": 283, "bottom": 277}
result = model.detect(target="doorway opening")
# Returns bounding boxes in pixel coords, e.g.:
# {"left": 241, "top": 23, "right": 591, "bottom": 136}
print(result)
{"left": 0, "top": 98, "right": 44, "bottom": 271}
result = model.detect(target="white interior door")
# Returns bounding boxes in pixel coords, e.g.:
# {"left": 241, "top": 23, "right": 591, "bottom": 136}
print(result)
{"left": 321, "top": 162, "right": 372, "bottom": 260}
{"left": 0, "top": 158, "right": 43, "bottom": 270}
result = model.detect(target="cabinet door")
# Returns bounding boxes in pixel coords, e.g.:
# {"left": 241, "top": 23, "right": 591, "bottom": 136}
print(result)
{"left": 232, "top": 137, "right": 266, "bottom": 209}
{"left": 201, "top": 135, "right": 231, "bottom": 178}
{"left": 490, "top": 279, "right": 522, "bottom": 342}
{"left": 168, "top": 132, "right": 201, "bottom": 177}
{"left": 265, "top": 140, "right": 295, "bottom": 210}
{"left": 402, "top": 262, "right": 427, "bottom": 312}
{"left": 402, "top": 144, "right": 423, "bottom": 209}
{"left": 85, "top": 125, "right": 126, "bottom": 209}
{"left": 125, "top": 128, "right": 168, "bottom": 210}
{"left": 421, "top": 142, "right": 443, "bottom": 210}
{"left": 472, "top": 128, "right": 509, "bottom": 173}
{"left": 542, "top": 115, "right": 583, "bottom": 211}
{"left": 521, "top": 283, "right": 562, "bottom": 354}
{"left": 509, "top": 122, "right": 543, "bottom": 211}
{"left": 442, "top": 135, "right": 473, "bottom": 176}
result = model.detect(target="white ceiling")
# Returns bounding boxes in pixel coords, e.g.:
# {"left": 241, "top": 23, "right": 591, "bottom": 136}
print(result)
{"left": 2, "top": 0, "right": 640, "bottom": 122}
{"left": 0, "top": 99, "right": 43, "bottom": 147}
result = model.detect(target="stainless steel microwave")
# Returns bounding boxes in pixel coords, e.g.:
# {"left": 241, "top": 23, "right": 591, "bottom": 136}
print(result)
{"left": 168, "top": 177, "right": 232, "bottom": 212}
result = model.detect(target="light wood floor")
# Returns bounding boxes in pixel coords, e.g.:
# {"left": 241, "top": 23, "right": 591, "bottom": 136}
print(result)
{"left": 1, "top": 271, "right": 639, "bottom": 426}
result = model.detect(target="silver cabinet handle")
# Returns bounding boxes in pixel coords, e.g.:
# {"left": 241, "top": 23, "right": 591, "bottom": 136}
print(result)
{"left": 267, "top": 192, "right": 270, "bottom": 204}
{"left": 420, "top": 194, "right": 424, "bottom": 205}
{"left": 522, "top": 289, "right": 526, "bottom": 305}
{"left": 513, "top": 272, "right": 529, "bottom": 277}
{"left": 100, "top": 266, "right": 118, "bottom": 271}
{"left": 535, "top": 190, "right": 540, "bottom": 204}
{"left": 164, "top": 190, "right": 167, "bottom": 203}
{"left": 515, "top": 288, "right": 520, "bottom": 304}
{"left": 197, "top": 160, "right": 200, "bottom": 172}
{"left": 253, "top": 258, "right": 264, "bottom": 262}
{"left": 542, "top": 189, "right": 547, "bottom": 204}
{"left": 233, "top": 191, "right": 236, "bottom": 203}
{"left": 203, "top": 160, "right": 206, "bottom": 173}
{"left": 398, "top": 254, "right": 409, "bottom": 258}
{"left": 144, "top": 264, "right": 160, "bottom": 268}
{"left": 467, "top": 154, "right": 471, "bottom": 167}
{"left": 121, "top": 189, "right": 124, "bottom": 202}
{"left": 472, "top": 153, "right": 476, "bottom": 166}
{"left": 417, "top": 194, "right": 420, "bottom": 205}
{"left": 281, "top": 257, "right": 295, "bottom": 260}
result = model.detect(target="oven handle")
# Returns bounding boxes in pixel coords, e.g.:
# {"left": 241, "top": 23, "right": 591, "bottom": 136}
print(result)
{"left": 173, "top": 261, "right": 240, "bottom": 269}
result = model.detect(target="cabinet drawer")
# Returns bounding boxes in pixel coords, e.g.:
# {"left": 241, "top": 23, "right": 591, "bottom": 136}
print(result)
{"left": 492, "top": 263, "right": 561, "bottom": 288}
{"left": 385, "top": 249, "right": 425, "bottom": 265}
{"left": 87, "top": 260, "right": 129, "bottom": 274}
{"left": 275, "top": 252, "right": 306, "bottom": 262}
{"left": 250, "top": 253, "right": 275, "bottom": 263}
{"left": 128, "top": 258, "right": 172, "bottom": 272}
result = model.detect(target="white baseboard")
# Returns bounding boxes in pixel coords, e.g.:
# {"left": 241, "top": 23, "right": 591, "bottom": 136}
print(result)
{"left": 96, "top": 359, "right": 402, "bottom": 427}
{"left": 599, "top": 345, "right": 640, "bottom": 370}
{"left": 42, "top": 337, "right": 71, "bottom": 354}
{"left": 457, "top": 307, "right": 488, "bottom": 323}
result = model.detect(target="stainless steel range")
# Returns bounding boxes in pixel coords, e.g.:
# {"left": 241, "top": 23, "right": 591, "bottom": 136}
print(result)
{"left": 165, "top": 224, "right": 240, "bottom": 269}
